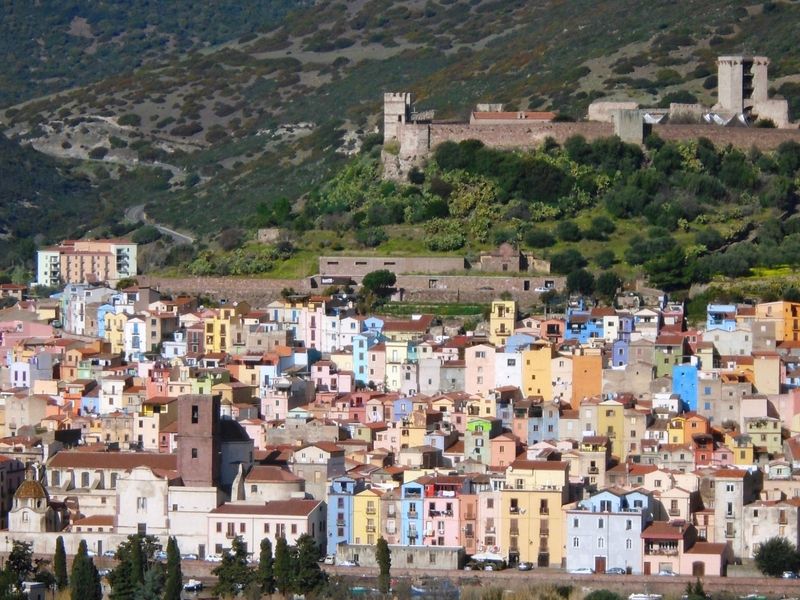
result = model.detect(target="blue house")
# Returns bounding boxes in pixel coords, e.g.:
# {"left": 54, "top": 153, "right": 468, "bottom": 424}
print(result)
{"left": 565, "top": 488, "right": 653, "bottom": 574}
{"left": 392, "top": 397, "right": 415, "bottom": 422}
{"left": 352, "top": 334, "right": 372, "bottom": 385}
{"left": 400, "top": 479, "right": 424, "bottom": 546}
{"left": 618, "top": 313, "right": 634, "bottom": 342}
{"left": 611, "top": 339, "right": 630, "bottom": 367}
{"left": 706, "top": 304, "right": 737, "bottom": 332}
{"left": 96, "top": 303, "right": 115, "bottom": 339}
{"left": 326, "top": 475, "right": 365, "bottom": 554}
{"left": 363, "top": 316, "right": 384, "bottom": 339}
{"left": 513, "top": 398, "right": 560, "bottom": 445}
{"left": 504, "top": 333, "right": 536, "bottom": 353}
{"left": 672, "top": 364, "right": 699, "bottom": 411}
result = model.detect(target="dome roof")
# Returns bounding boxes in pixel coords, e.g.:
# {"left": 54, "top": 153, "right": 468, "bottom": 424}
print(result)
{"left": 14, "top": 479, "right": 47, "bottom": 500}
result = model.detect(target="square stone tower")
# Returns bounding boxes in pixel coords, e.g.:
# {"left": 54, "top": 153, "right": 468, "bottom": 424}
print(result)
{"left": 383, "top": 92, "right": 413, "bottom": 143}
{"left": 176, "top": 394, "right": 221, "bottom": 487}
{"left": 716, "top": 55, "right": 770, "bottom": 114}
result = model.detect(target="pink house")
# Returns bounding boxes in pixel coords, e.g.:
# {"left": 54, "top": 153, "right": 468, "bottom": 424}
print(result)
{"left": 311, "top": 360, "right": 353, "bottom": 394}
{"left": 422, "top": 475, "right": 464, "bottom": 548}
{"left": 489, "top": 433, "right": 519, "bottom": 468}
{"left": 465, "top": 344, "right": 496, "bottom": 396}
{"left": 368, "top": 343, "right": 386, "bottom": 388}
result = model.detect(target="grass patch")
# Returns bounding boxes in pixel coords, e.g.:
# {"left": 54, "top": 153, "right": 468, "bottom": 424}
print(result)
{"left": 377, "top": 302, "right": 488, "bottom": 317}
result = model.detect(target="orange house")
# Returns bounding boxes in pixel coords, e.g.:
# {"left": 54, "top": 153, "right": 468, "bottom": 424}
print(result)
{"left": 571, "top": 348, "right": 602, "bottom": 405}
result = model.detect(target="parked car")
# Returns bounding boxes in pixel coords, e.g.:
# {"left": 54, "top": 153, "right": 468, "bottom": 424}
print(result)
{"left": 517, "top": 562, "right": 534, "bottom": 571}
{"left": 205, "top": 554, "right": 222, "bottom": 563}
{"left": 463, "top": 562, "right": 480, "bottom": 571}
{"left": 534, "top": 286, "right": 552, "bottom": 293}
{"left": 154, "top": 550, "right": 168, "bottom": 561}
{"left": 98, "top": 569, "right": 111, "bottom": 578}
{"left": 657, "top": 570, "right": 678, "bottom": 576}
{"left": 324, "top": 555, "right": 336, "bottom": 565}
{"left": 181, "top": 553, "right": 199, "bottom": 561}
{"left": 86, "top": 550, "right": 97, "bottom": 557}
{"left": 102, "top": 550, "right": 117, "bottom": 558}
{"left": 605, "top": 567, "right": 627, "bottom": 575}
{"left": 782, "top": 571, "right": 799, "bottom": 579}
{"left": 338, "top": 559, "right": 358, "bottom": 567}
{"left": 182, "top": 579, "right": 203, "bottom": 592}
{"left": 569, "top": 567, "right": 595, "bottom": 575}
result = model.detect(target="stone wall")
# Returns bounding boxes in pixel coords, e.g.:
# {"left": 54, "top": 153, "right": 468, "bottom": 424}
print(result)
{"left": 137, "top": 275, "right": 309, "bottom": 306}
{"left": 395, "top": 274, "right": 564, "bottom": 304}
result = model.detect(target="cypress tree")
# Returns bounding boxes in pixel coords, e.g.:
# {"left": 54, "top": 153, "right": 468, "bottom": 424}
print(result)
{"left": 71, "top": 540, "right": 101, "bottom": 600}
{"left": 273, "top": 536, "right": 291, "bottom": 596}
{"left": 293, "top": 534, "right": 325, "bottom": 594}
{"left": 133, "top": 563, "right": 164, "bottom": 600}
{"left": 54, "top": 536, "right": 68, "bottom": 589}
{"left": 163, "top": 537, "right": 182, "bottom": 600}
{"left": 129, "top": 536, "right": 144, "bottom": 587}
{"left": 376, "top": 536, "right": 391, "bottom": 594}
{"left": 257, "top": 538, "right": 274, "bottom": 594}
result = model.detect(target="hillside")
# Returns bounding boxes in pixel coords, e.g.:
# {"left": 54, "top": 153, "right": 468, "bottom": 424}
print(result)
{"left": 3, "top": 0, "right": 800, "bottom": 285}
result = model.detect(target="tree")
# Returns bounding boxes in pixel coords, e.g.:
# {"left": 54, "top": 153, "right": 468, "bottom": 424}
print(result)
{"left": 212, "top": 536, "right": 253, "bottom": 597}
{"left": 361, "top": 269, "right": 396, "bottom": 296}
{"left": 550, "top": 249, "right": 587, "bottom": 275}
{"left": 71, "top": 540, "right": 101, "bottom": 600}
{"left": 257, "top": 538, "right": 274, "bottom": 595}
{"left": 7, "top": 540, "right": 34, "bottom": 586}
{"left": 754, "top": 536, "right": 800, "bottom": 577}
{"left": 566, "top": 269, "right": 595, "bottom": 296}
{"left": 556, "top": 220, "right": 582, "bottom": 242}
{"left": 163, "top": 537, "right": 182, "bottom": 600}
{"left": 109, "top": 535, "right": 157, "bottom": 600}
{"left": 376, "top": 537, "right": 391, "bottom": 594}
{"left": 596, "top": 271, "right": 622, "bottom": 302}
{"left": 293, "top": 534, "right": 325, "bottom": 594}
{"left": 133, "top": 564, "right": 163, "bottom": 600}
{"left": 273, "top": 536, "right": 292, "bottom": 596}
{"left": 594, "top": 249, "right": 617, "bottom": 269}
{"left": 584, "top": 591, "right": 623, "bottom": 600}
{"left": 685, "top": 578, "right": 707, "bottom": 600}
{"left": 54, "top": 536, "right": 68, "bottom": 589}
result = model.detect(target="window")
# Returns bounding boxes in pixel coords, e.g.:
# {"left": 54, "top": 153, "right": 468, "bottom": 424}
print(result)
{"left": 725, "top": 483, "right": 735, "bottom": 492}
{"left": 626, "top": 539, "right": 632, "bottom": 549}
{"left": 598, "top": 518, "right": 604, "bottom": 528}
{"left": 191, "top": 405, "right": 199, "bottom": 424}
{"left": 291, "top": 524, "right": 298, "bottom": 534}
{"left": 572, "top": 537, "right": 579, "bottom": 548}
{"left": 573, "top": 518, "right": 579, "bottom": 528}
{"left": 240, "top": 523, "right": 246, "bottom": 533}
{"left": 137, "top": 497, "right": 147, "bottom": 511}
{"left": 598, "top": 538, "right": 604, "bottom": 548}
{"left": 626, "top": 519, "right": 632, "bottom": 530}
{"left": 216, "top": 523, "right": 222, "bottom": 533}
{"left": 191, "top": 448, "right": 198, "bottom": 459}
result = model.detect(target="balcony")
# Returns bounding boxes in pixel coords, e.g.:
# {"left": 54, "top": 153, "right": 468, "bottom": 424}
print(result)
{"left": 588, "top": 467, "right": 599, "bottom": 474}
{"left": 336, "top": 519, "right": 346, "bottom": 527}
{"left": 668, "top": 508, "right": 681, "bottom": 517}
{"left": 509, "top": 507, "right": 519, "bottom": 515}
{"left": 645, "top": 547, "right": 678, "bottom": 556}
{"left": 366, "top": 525, "right": 376, "bottom": 533}
{"left": 366, "top": 507, "right": 376, "bottom": 515}
{"left": 408, "top": 530, "right": 418, "bottom": 539}
{"left": 726, "top": 529, "right": 736, "bottom": 539}
{"left": 226, "top": 532, "right": 236, "bottom": 539}
{"left": 408, "top": 510, "right": 418, "bottom": 518}
{"left": 509, "top": 528, "right": 520, "bottom": 536}
{"left": 539, "top": 507, "right": 549, "bottom": 515}
{"left": 485, "top": 526, "right": 495, "bottom": 534}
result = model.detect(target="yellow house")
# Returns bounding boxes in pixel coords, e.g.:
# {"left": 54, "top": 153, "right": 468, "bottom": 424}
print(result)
{"left": 521, "top": 342, "right": 556, "bottom": 400}
{"left": 489, "top": 300, "right": 516, "bottom": 347}
{"left": 104, "top": 312, "right": 129, "bottom": 355}
{"left": 596, "top": 399, "right": 625, "bottom": 459}
{"left": 352, "top": 488, "right": 383, "bottom": 546}
{"left": 753, "top": 352, "right": 781, "bottom": 395}
{"left": 330, "top": 349, "right": 354, "bottom": 373}
{"left": 500, "top": 460, "right": 569, "bottom": 567}
{"left": 755, "top": 300, "right": 800, "bottom": 342}
{"left": 745, "top": 416, "right": 782, "bottom": 455}
{"left": 725, "top": 431, "right": 755, "bottom": 465}
{"left": 465, "top": 393, "right": 495, "bottom": 419}
{"left": 668, "top": 415, "right": 687, "bottom": 445}
{"left": 204, "top": 304, "right": 250, "bottom": 353}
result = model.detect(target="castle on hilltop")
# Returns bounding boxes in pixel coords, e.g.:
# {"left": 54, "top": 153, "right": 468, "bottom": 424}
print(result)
{"left": 382, "top": 55, "right": 798, "bottom": 180}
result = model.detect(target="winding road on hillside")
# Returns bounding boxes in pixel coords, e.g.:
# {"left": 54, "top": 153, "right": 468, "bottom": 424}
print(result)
{"left": 124, "top": 204, "right": 195, "bottom": 245}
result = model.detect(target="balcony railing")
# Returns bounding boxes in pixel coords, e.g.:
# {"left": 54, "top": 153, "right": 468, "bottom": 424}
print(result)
{"left": 726, "top": 529, "right": 736, "bottom": 539}
{"left": 645, "top": 548, "right": 678, "bottom": 556}
{"left": 588, "top": 467, "right": 599, "bottom": 474}
{"left": 226, "top": 532, "right": 236, "bottom": 539}
{"left": 510, "top": 528, "right": 520, "bottom": 536}
{"left": 366, "top": 507, "right": 376, "bottom": 515}
{"left": 485, "top": 526, "right": 495, "bottom": 534}
{"left": 336, "top": 519, "right": 345, "bottom": 527}
{"left": 509, "top": 507, "right": 519, "bottom": 514}
{"left": 366, "top": 525, "right": 375, "bottom": 533}
{"left": 540, "top": 507, "right": 549, "bottom": 515}
{"left": 408, "top": 530, "right": 418, "bottom": 539}
{"left": 668, "top": 508, "right": 681, "bottom": 516}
